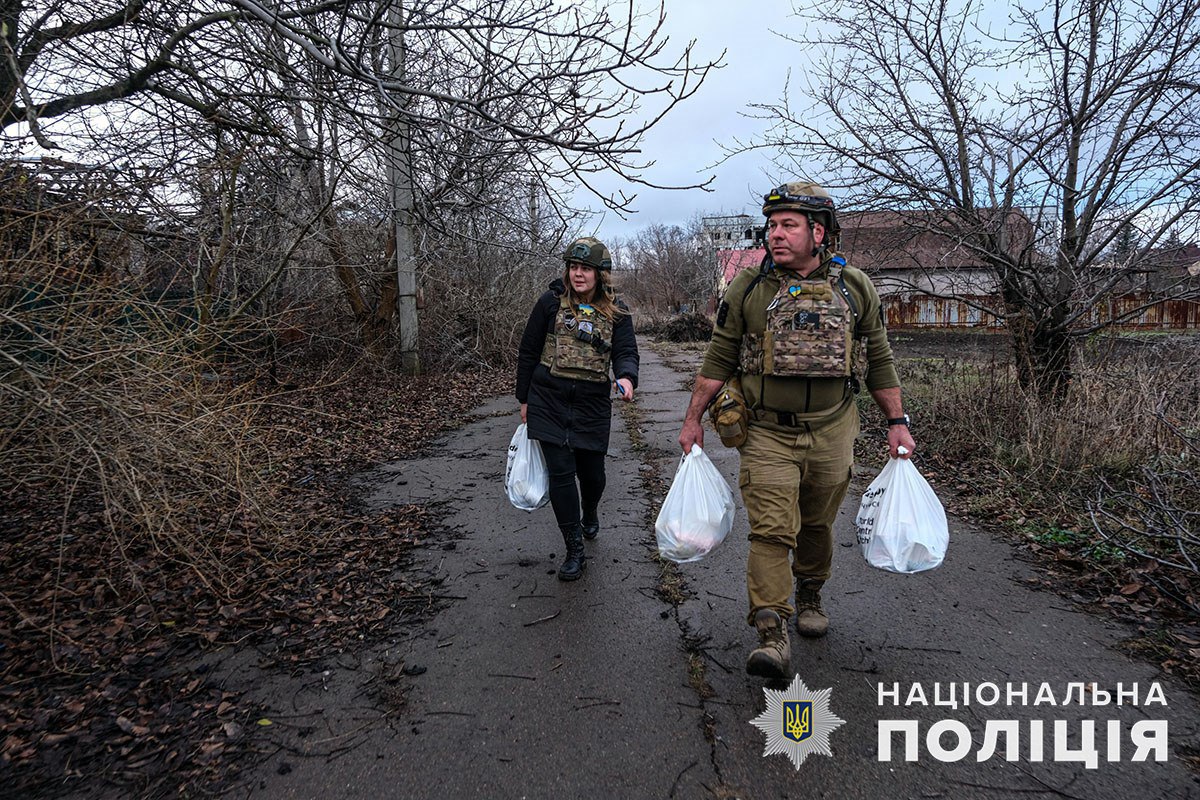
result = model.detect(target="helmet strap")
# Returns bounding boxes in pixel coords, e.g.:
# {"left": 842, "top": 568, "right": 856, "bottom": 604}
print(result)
{"left": 806, "top": 214, "right": 827, "bottom": 258}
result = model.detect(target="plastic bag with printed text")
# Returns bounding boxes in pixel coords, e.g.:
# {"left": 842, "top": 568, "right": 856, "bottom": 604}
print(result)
{"left": 854, "top": 451, "right": 948, "bottom": 573}
{"left": 505, "top": 424, "right": 549, "bottom": 511}
{"left": 655, "top": 445, "right": 735, "bottom": 563}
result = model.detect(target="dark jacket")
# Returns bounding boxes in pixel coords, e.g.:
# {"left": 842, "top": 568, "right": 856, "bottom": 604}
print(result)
{"left": 515, "top": 278, "right": 640, "bottom": 452}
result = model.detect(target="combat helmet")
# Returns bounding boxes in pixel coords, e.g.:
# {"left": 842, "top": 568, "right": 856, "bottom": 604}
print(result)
{"left": 762, "top": 181, "right": 841, "bottom": 246}
{"left": 562, "top": 236, "right": 613, "bottom": 271}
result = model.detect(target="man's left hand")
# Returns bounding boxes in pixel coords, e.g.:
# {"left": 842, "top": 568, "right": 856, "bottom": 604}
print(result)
{"left": 614, "top": 378, "right": 634, "bottom": 402}
{"left": 888, "top": 425, "right": 915, "bottom": 459}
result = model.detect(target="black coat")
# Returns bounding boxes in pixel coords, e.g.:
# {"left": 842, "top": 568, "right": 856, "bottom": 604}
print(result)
{"left": 515, "top": 279, "right": 640, "bottom": 453}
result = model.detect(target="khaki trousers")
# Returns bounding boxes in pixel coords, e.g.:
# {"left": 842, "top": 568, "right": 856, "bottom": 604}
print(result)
{"left": 737, "top": 404, "right": 858, "bottom": 625}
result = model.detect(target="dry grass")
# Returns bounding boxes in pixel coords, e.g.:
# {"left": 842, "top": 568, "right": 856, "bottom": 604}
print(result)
{"left": 0, "top": 240, "right": 508, "bottom": 793}
{"left": 893, "top": 330, "right": 1200, "bottom": 617}
{"left": 898, "top": 335, "right": 1197, "bottom": 481}
{"left": 1, "top": 274, "right": 279, "bottom": 600}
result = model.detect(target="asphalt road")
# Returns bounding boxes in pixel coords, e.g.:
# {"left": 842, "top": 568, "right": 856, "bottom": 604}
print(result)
{"left": 232, "top": 342, "right": 1200, "bottom": 800}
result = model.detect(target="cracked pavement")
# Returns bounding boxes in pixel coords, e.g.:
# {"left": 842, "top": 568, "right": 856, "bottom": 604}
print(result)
{"left": 233, "top": 342, "right": 1200, "bottom": 800}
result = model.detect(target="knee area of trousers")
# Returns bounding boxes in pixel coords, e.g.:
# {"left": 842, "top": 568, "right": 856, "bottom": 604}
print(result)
{"left": 747, "top": 536, "right": 793, "bottom": 557}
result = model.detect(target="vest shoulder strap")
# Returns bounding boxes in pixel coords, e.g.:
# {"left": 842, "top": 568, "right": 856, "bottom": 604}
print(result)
{"left": 739, "top": 256, "right": 774, "bottom": 321}
{"left": 829, "top": 254, "right": 862, "bottom": 337}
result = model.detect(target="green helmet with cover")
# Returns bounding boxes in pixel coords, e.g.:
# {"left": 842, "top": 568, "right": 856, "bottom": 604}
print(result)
{"left": 761, "top": 181, "right": 841, "bottom": 241}
{"left": 562, "top": 236, "right": 613, "bottom": 271}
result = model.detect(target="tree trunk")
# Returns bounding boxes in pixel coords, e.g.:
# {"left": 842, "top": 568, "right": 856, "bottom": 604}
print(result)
{"left": 365, "top": 228, "right": 399, "bottom": 350}
{"left": 0, "top": 0, "right": 19, "bottom": 117}
{"left": 999, "top": 256, "right": 1072, "bottom": 401}
{"left": 387, "top": 2, "right": 420, "bottom": 374}
{"left": 1007, "top": 308, "right": 1072, "bottom": 401}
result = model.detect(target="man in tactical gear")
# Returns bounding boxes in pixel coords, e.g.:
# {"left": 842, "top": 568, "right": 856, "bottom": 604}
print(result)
{"left": 677, "top": 182, "right": 915, "bottom": 679}
{"left": 517, "top": 236, "right": 639, "bottom": 582}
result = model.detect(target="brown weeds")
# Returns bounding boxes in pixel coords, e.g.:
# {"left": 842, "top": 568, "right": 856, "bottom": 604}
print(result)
{"left": 894, "top": 331, "right": 1200, "bottom": 624}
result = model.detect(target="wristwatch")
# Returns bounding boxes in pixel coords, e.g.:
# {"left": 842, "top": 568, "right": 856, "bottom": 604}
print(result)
{"left": 887, "top": 414, "right": 911, "bottom": 427}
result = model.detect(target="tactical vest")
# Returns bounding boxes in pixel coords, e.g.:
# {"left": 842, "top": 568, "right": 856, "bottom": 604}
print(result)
{"left": 740, "top": 263, "right": 856, "bottom": 378}
{"left": 539, "top": 295, "right": 614, "bottom": 383}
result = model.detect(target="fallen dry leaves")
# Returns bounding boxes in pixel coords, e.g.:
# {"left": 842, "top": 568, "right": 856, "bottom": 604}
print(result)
{"left": 0, "top": 362, "right": 507, "bottom": 797}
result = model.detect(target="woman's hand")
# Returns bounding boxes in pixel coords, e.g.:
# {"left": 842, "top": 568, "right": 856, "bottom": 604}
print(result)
{"left": 614, "top": 378, "right": 634, "bottom": 402}
{"left": 520, "top": 403, "right": 528, "bottom": 424}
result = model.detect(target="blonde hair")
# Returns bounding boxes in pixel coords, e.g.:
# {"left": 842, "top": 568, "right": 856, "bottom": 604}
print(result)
{"left": 562, "top": 264, "right": 627, "bottom": 321}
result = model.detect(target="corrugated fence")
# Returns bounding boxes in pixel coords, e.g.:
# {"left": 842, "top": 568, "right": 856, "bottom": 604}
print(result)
{"left": 884, "top": 294, "right": 1200, "bottom": 330}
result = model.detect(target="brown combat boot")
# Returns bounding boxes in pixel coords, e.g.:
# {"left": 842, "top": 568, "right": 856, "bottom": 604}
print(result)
{"left": 745, "top": 609, "right": 791, "bottom": 679}
{"left": 794, "top": 579, "right": 829, "bottom": 638}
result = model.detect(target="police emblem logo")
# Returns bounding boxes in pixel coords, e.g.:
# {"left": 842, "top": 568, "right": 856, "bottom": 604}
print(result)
{"left": 750, "top": 675, "right": 845, "bottom": 769}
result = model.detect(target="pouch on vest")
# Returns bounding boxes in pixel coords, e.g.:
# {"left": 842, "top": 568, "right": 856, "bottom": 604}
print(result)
{"left": 707, "top": 376, "right": 749, "bottom": 449}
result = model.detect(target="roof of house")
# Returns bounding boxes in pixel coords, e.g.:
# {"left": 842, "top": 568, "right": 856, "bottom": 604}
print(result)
{"left": 717, "top": 209, "right": 1035, "bottom": 282}
{"left": 837, "top": 210, "right": 1025, "bottom": 271}
{"left": 1150, "top": 242, "right": 1200, "bottom": 277}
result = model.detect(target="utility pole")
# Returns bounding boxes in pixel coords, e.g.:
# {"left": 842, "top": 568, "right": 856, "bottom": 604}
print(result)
{"left": 387, "top": 0, "right": 420, "bottom": 373}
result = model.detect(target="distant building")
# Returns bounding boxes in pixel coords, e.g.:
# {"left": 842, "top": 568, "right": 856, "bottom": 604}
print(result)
{"left": 717, "top": 248, "right": 765, "bottom": 293}
{"left": 701, "top": 214, "right": 759, "bottom": 249}
{"left": 710, "top": 208, "right": 1198, "bottom": 329}
{"left": 1141, "top": 242, "right": 1200, "bottom": 292}
{"left": 837, "top": 210, "right": 1004, "bottom": 297}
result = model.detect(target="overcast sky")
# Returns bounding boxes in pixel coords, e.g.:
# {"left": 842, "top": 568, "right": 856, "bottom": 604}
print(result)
{"left": 15, "top": 0, "right": 815, "bottom": 241}
{"left": 578, "top": 0, "right": 815, "bottom": 241}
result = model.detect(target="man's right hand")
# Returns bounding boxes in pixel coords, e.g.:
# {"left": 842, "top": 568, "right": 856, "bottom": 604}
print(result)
{"left": 520, "top": 403, "right": 528, "bottom": 424}
{"left": 678, "top": 373, "right": 725, "bottom": 453}
{"left": 678, "top": 418, "right": 704, "bottom": 453}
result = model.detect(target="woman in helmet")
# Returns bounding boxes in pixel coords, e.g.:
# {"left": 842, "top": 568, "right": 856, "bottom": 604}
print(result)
{"left": 515, "top": 236, "right": 640, "bottom": 581}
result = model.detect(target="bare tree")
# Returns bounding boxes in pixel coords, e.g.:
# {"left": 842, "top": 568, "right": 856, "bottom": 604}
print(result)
{"left": 3, "top": 0, "right": 720, "bottom": 369}
{"left": 744, "top": 0, "right": 1200, "bottom": 398}
{"left": 623, "top": 219, "right": 713, "bottom": 315}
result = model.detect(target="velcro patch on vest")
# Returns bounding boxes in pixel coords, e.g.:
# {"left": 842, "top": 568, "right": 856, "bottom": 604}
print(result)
{"left": 792, "top": 311, "right": 821, "bottom": 330}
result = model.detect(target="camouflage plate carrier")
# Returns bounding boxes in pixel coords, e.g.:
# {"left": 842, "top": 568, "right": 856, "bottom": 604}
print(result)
{"left": 539, "top": 295, "right": 614, "bottom": 383}
{"left": 741, "top": 258, "right": 860, "bottom": 379}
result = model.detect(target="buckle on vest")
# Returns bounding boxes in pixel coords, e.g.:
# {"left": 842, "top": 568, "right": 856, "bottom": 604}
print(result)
{"left": 574, "top": 328, "right": 611, "bottom": 353}
{"left": 775, "top": 411, "right": 797, "bottom": 427}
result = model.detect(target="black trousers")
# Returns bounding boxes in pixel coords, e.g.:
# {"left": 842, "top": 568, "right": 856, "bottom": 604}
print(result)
{"left": 539, "top": 442, "right": 606, "bottom": 528}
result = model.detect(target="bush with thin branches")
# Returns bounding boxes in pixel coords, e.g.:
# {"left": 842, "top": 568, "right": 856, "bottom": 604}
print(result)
{"left": 896, "top": 332, "right": 1200, "bottom": 615}
{"left": 1, "top": 208, "right": 277, "bottom": 600}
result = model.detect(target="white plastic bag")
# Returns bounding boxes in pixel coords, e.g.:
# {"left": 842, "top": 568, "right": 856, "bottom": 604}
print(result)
{"left": 505, "top": 424, "right": 549, "bottom": 511}
{"left": 655, "top": 444, "right": 735, "bottom": 563}
{"left": 854, "top": 453, "right": 948, "bottom": 573}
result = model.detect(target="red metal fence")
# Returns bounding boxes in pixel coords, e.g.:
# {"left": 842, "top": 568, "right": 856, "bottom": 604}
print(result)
{"left": 884, "top": 294, "right": 1200, "bottom": 330}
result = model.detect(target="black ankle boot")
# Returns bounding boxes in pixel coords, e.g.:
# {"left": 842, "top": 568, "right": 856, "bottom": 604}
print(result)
{"left": 581, "top": 508, "right": 599, "bottom": 541}
{"left": 557, "top": 523, "right": 587, "bottom": 581}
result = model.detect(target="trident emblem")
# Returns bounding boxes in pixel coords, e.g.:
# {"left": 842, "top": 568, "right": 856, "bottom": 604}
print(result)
{"left": 783, "top": 701, "right": 812, "bottom": 742}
